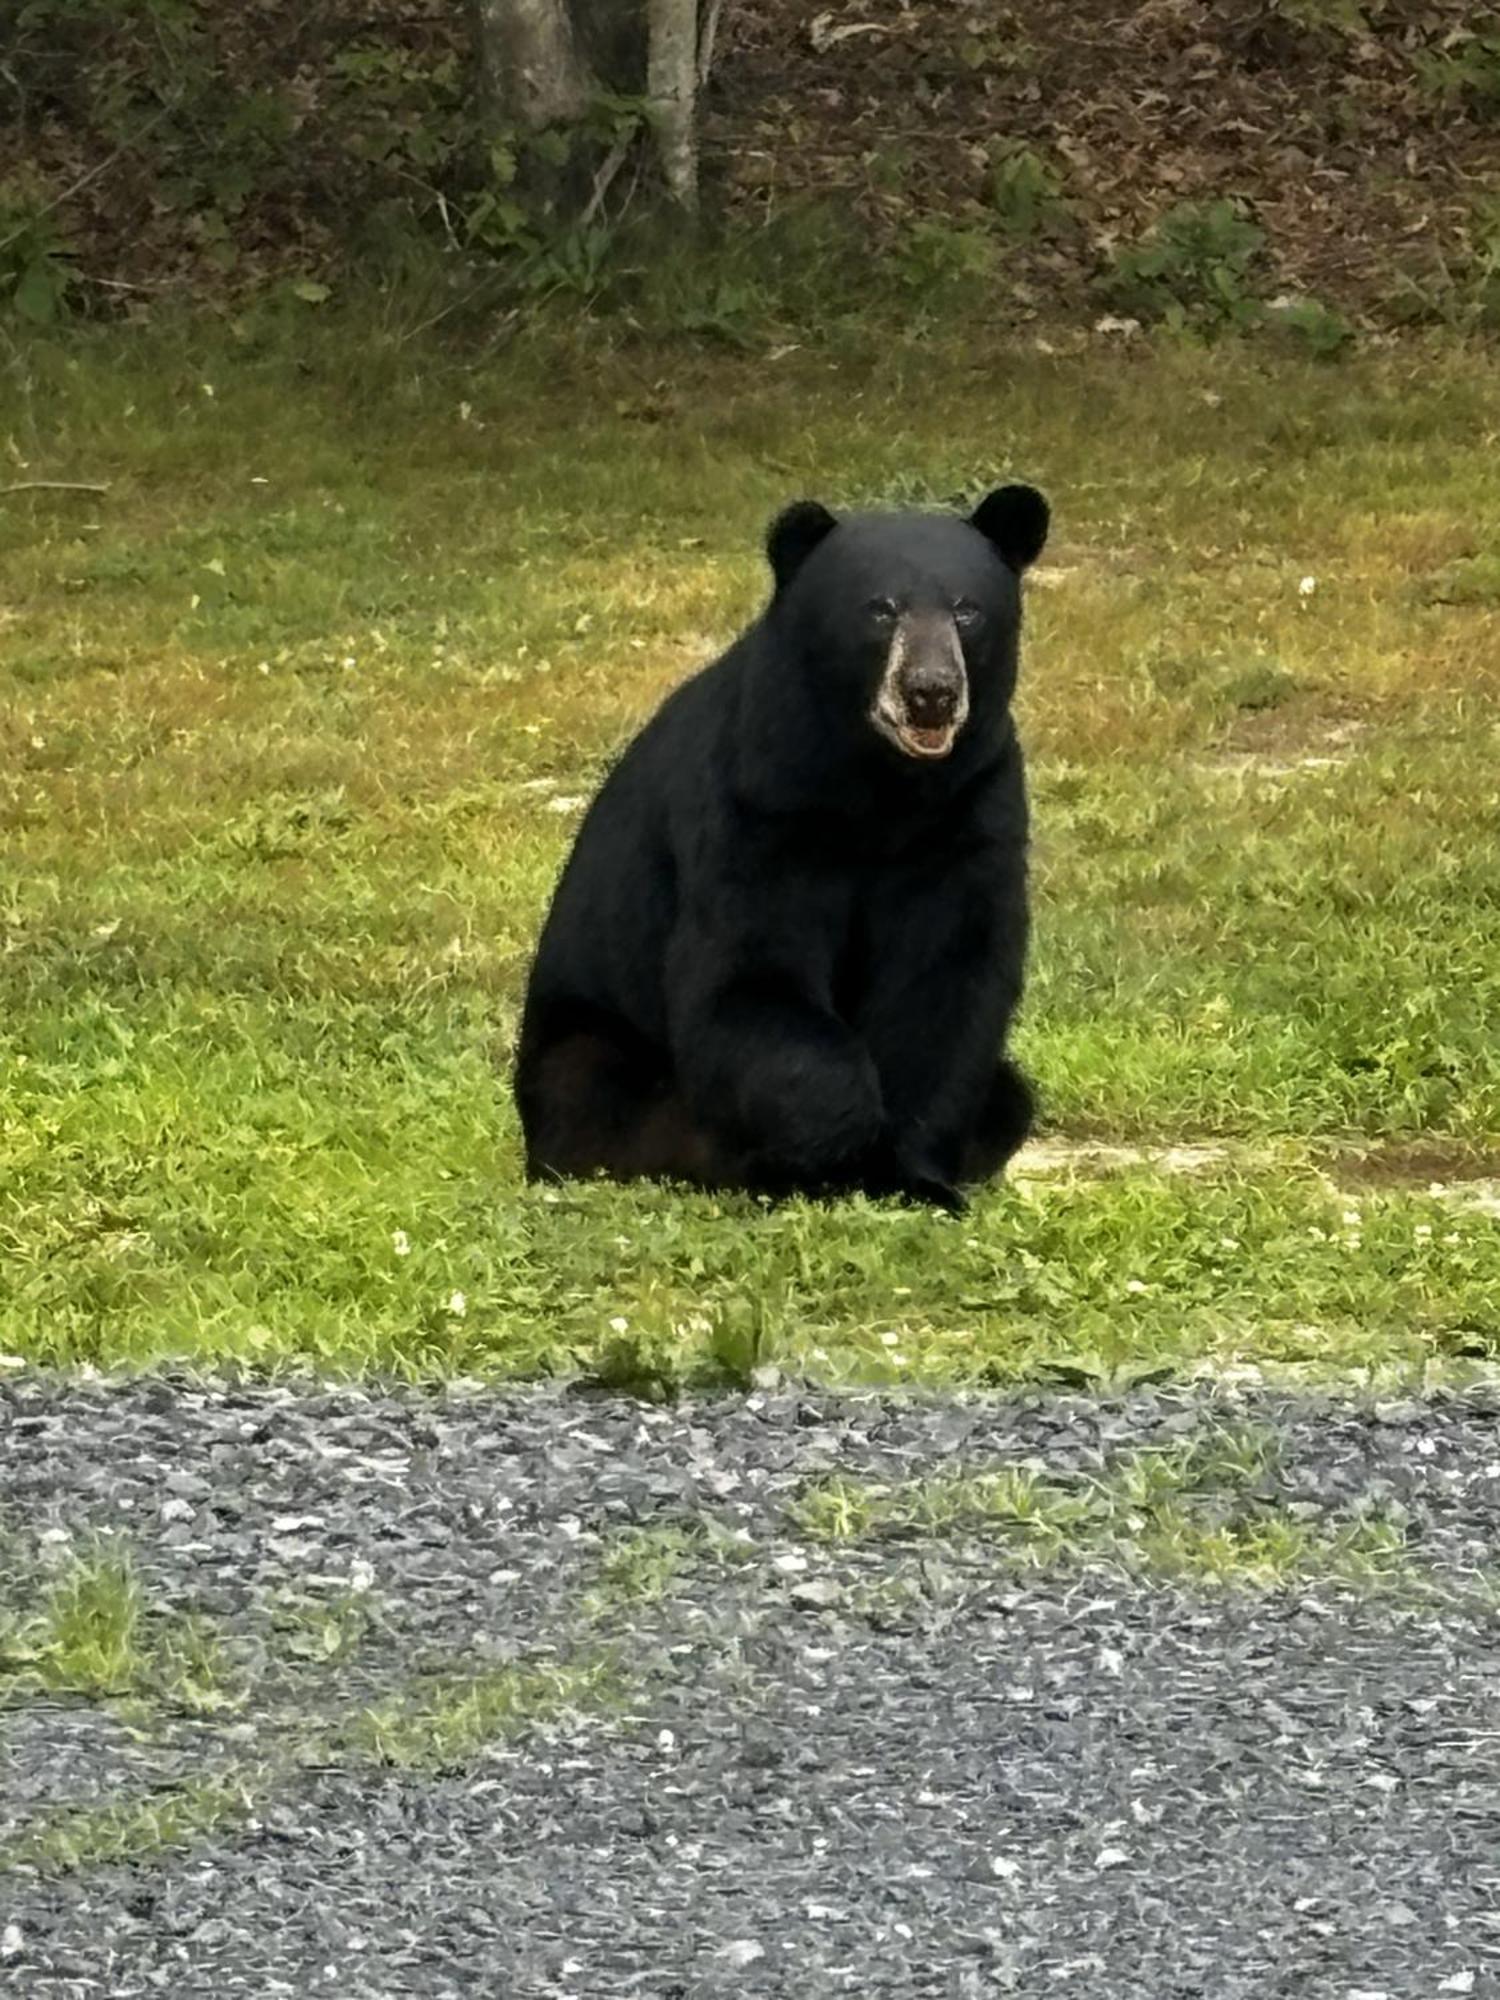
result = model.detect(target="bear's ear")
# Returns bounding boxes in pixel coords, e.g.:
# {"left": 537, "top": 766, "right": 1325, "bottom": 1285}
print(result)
{"left": 969, "top": 484, "right": 1050, "bottom": 573}
{"left": 766, "top": 500, "right": 838, "bottom": 592}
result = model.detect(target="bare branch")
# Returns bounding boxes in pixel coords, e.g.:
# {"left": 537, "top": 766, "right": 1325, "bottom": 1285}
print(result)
{"left": 1, "top": 480, "right": 110, "bottom": 496}
{"left": 579, "top": 129, "right": 636, "bottom": 230}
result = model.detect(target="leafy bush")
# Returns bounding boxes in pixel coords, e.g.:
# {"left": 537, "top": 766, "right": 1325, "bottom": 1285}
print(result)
{"left": 0, "top": 177, "right": 77, "bottom": 323}
{"left": 985, "top": 142, "right": 1070, "bottom": 241}
{"left": 895, "top": 219, "right": 1002, "bottom": 299}
{"left": 1262, "top": 294, "right": 1356, "bottom": 357}
{"left": 1414, "top": 31, "right": 1500, "bottom": 112}
{"left": 1100, "top": 199, "right": 1268, "bottom": 334}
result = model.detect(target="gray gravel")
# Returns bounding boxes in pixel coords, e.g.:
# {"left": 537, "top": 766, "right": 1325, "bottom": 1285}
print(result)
{"left": 3, "top": 1373, "right": 1500, "bottom": 1997}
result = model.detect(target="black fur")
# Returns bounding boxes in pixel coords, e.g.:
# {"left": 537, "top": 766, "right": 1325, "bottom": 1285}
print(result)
{"left": 514, "top": 485, "right": 1048, "bottom": 1213}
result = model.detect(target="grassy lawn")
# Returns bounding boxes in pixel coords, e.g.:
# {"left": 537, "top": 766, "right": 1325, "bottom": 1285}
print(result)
{"left": 3, "top": 317, "right": 1499, "bottom": 1388}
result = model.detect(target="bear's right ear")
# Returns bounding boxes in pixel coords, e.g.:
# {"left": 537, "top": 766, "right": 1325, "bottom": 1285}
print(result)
{"left": 766, "top": 500, "right": 838, "bottom": 592}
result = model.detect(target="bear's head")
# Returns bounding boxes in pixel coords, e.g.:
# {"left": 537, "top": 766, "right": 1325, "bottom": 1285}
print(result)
{"left": 764, "top": 485, "right": 1049, "bottom": 765}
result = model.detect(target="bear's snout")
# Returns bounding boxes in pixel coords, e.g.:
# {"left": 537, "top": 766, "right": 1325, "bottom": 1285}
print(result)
{"left": 871, "top": 611, "right": 969, "bottom": 761}
{"left": 903, "top": 674, "right": 960, "bottom": 728}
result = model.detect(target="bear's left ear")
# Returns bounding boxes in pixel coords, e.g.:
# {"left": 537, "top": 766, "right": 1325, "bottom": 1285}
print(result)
{"left": 969, "top": 484, "right": 1050, "bottom": 573}
{"left": 767, "top": 500, "right": 838, "bottom": 592}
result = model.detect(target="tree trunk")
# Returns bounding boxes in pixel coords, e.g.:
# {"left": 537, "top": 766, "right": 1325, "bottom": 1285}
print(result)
{"left": 647, "top": 0, "right": 699, "bottom": 208}
{"left": 470, "top": 0, "right": 597, "bottom": 135}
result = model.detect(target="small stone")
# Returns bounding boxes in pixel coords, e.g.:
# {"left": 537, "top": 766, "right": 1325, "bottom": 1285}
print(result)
{"left": 790, "top": 1577, "right": 843, "bottom": 1609}
{"left": 717, "top": 1941, "right": 765, "bottom": 1968}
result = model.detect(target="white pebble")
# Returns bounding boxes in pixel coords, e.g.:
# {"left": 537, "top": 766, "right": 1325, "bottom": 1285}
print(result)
{"left": 717, "top": 1941, "right": 765, "bottom": 1968}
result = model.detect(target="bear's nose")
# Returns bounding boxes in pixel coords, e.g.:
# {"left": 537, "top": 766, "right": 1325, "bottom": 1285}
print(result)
{"left": 904, "top": 677, "right": 959, "bottom": 727}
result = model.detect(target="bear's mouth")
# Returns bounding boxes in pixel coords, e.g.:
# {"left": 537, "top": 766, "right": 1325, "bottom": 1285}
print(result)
{"left": 872, "top": 703, "right": 962, "bottom": 760}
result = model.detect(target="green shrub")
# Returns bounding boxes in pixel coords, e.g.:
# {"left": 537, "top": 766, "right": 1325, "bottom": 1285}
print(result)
{"left": 1414, "top": 31, "right": 1500, "bottom": 112}
{"left": 985, "top": 142, "right": 1070, "bottom": 241}
{"left": 1100, "top": 199, "right": 1267, "bottom": 334}
{"left": 0, "top": 176, "right": 77, "bottom": 323}
{"left": 1263, "top": 294, "right": 1356, "bottom": 357}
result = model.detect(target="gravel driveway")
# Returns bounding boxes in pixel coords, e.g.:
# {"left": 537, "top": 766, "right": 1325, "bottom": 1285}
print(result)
{"left": 2, "top": 1374, "right": 1499, "bottom": 1998}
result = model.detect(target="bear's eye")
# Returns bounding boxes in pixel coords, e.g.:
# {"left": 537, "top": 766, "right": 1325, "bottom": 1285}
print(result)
{"left": 953, "top": 598, "right": 983, "bottom": 630}
{"left": 867, "top": 597, "right": 900, "bottom": 625}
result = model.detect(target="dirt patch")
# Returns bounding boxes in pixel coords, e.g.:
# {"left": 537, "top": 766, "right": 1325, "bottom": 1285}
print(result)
{"left": 1202, "top": 706, "right": 1372, "bottom": 778}
{"left": 1331, "top": 1140, "right": 1500, "bottom": 1192}
{"left": 1012, "top": 1138, "right": 1234, "bottom": 1179}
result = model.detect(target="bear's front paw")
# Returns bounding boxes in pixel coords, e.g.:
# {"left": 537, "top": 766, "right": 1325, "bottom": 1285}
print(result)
{"left": 861, "top": 1138, "right": 967, "bottom": 1214}
{"left": 900, "top": 1173, "right": 967, "bottom": 1216}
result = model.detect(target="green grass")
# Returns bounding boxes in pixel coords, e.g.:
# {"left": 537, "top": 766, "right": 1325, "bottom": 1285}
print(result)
{"left": 2, "top": 1653, "right": 620, "bottom": 1874}
{"left": 3, "top": 316, "right": 1500, "bottom": 1385}
{"left": 1, "top": 1771, "right": 266, "bottom": 1875}
{"left": 787, "top": 1426, "right": 1432, "bottom": 1594}
{"left": 0, "top": 1545, "right": 236, "bottom": 1713}
{"left": 345, "top": 1656, "right": 621, "bottom": 1773}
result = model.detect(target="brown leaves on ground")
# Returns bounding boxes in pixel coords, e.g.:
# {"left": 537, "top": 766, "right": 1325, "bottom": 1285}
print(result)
{"left": 705, "top": 0, "right": 1500, "bottom": 320}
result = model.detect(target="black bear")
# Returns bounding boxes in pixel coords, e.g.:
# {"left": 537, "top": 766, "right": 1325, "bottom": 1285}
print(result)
{"left": 513, "top": 482, "right": 1049, "bottom": 1214}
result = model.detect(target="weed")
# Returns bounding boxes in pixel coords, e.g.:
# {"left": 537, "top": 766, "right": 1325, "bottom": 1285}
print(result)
{"left": 896, "top": 220, "right": 1003, "bottom": 302}
{"left": 581, "top": 1326, "right": 691, "bottom": 1403}
{"left": 1414, "top": 32, "right": 1500, "bottom": 114}
{"left": 787, "top": 1426, "right": 1434, "bottom": 1595}
{"left": 0, "top": 1545, "right": 241, "bottom": 1715}
{"left": 585, "top": 1525, "right": 706, "bottom": 1616}
{"left": 1, "top": 1771, "right": 264, "bottom": 1874}
{"left": 1100, "top": 199, "right": 1267, "bottom": 334}
{"left": 985, "top": 143, "right": 1071, "bottom": 242}
{"left": 0, "top": 175, "right": 77, "bottom": 324}
{"left": 269, "top": 1590, "right": 378, "bottom": 1669}
{"left": 1263, "top": 295, "right": 1356, "bottom": 358}
{"left": 0, "top": 1548, "right": 145, "bottom": 1698}
{"left": 788, "top": 1478, "right": 881, "bottom": 1543}
{"left": 703, "top": 1293, "right": 778, "bottom": 1389}
{"left": 348, "top": 1657, "right": 620, "bottom": 1773}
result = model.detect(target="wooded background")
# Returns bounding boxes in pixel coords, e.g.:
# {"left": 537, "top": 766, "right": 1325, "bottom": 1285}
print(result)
{"left": 3, "top": 1, "right": 1497, "bottom": 331}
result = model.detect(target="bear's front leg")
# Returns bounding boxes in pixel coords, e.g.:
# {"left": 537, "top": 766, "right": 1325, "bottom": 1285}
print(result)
{"left": 672, "top": 966, "right": 886, "bottom": 1196}
{"left": 856, "top": 866, "right": 1031, "bottom": 1202}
